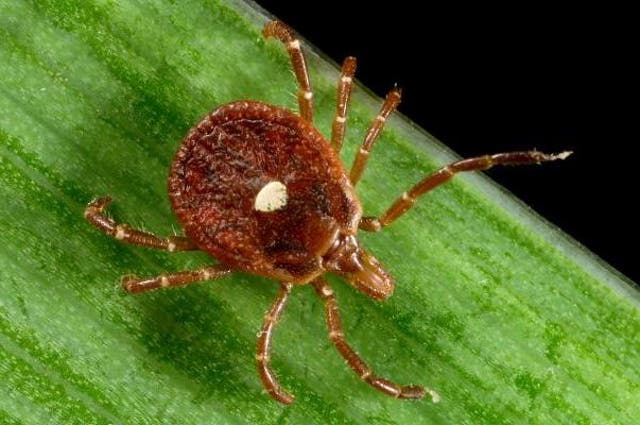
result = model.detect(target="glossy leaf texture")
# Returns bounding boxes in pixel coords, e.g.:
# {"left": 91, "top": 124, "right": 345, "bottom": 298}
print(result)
{"left": 1, "top": 1, "right": 639, "bottom": 424}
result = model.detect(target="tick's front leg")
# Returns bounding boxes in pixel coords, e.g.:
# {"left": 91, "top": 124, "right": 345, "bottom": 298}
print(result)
{"left": 311, "top": 277, "right": 440, "bottom": 402}
{"left": 359, "top": 150, "right": 572, "bottom": 232}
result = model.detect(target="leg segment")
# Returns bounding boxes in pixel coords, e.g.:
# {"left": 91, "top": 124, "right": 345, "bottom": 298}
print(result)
{"left": 256, "top": 282, "right": 294, "bottom": 404}
{"left": 84, "top": 196, "right": 197, "bottom": 251}
{"left": 349, "top": 88, "right": 402, "bottom": 185}
{"left": 311, "top": 278, "right": 439, "bottom": 401}
{"left": 331, "top": 56, "right": 357, "bottom": 152}
{"left": 263, "top": 21, "right": 313, "bottom": 122}
{"left": 122, "top": 266, "right": 231, "bottom": 294}
{"left": 360, "top": 150, "right": 573, "bottom": 232}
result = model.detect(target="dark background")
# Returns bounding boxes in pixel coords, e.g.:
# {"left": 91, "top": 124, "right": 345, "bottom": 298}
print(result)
{"left": 256, "top": 1, "right": 638, "bottom": 284}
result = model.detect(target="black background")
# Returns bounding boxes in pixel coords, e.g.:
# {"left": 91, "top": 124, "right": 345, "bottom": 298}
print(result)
{"left": 255, "top": 1, "right": 638, "bottom": 284}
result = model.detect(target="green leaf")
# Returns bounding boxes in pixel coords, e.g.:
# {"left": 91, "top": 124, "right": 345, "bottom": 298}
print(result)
{"left": 1, "top": 1, "right": 639, "bottom": 424}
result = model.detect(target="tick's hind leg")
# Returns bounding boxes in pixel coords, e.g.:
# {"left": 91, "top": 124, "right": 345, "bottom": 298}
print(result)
{"left": 257, "top": 283, "right": 294, "bottom": 404}
{"left": 311, "top": 278, "right": 440, "bottom": 402}
{"left": 122, "top": 265, "right": 231, "bottom": 294}
{"left": 359, "top": 150, "right": 572, "bottom": 232}
{"left": 263, "top": 21, "right": 313, "bottom": 123}
{"left": 84, "top": 196, "right": 197, "bottom": 251}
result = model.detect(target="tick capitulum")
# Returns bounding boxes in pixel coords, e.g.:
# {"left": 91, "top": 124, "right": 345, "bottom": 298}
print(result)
{"left": 85, "top": 20, "right": 571, "bottom": 404}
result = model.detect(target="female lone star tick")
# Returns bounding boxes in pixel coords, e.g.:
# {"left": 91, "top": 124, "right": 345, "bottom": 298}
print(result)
{"left": 85, "top": 20, "right": 571, "bottom": 404}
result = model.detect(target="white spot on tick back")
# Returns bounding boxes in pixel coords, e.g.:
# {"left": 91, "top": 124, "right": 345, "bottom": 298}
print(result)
{"left": 254, "top": 181, "right": 288, "bottom": 212}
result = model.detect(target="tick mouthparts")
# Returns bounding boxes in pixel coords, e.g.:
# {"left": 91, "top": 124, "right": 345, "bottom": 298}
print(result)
{"left": 322, "top": 235, "right": 395, "bottom": 301}
{"left": 346, "top": 250, "right": 395, "bottom": 301}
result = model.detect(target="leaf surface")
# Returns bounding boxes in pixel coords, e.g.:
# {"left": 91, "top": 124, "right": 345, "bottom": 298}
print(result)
{"left": 1, "top": 1, "right": 639, "bottom": 424}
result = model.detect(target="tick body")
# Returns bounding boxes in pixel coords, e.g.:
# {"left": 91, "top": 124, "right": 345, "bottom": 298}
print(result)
{"left": 169, "top": 101, "right": 361, "bottom": 286}
{"left": 85, "top": 20, "right": 570, "bottom": 404}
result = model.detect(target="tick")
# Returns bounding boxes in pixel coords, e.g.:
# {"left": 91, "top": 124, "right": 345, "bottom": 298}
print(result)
{"left": 85, "top": 20, "right": 570, "bottom": 404}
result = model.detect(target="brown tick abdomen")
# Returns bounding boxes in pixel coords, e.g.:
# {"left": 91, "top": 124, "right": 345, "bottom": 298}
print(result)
{"left": 168, "top": 101, "right": 361, "bottom": 282}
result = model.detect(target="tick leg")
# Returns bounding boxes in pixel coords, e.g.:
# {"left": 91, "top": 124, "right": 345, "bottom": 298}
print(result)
{"left": 263, "top": 21, "right": 313, "bottom": 123}
{"left": 349, "top": 88, "right": 402, "bottom": 185}
{"left": 311, "top": 278, "right": 439, "bottom": 401}
{"left": 84, "top": 196, "right": 197, "bottom": 251}
{"left": 331, "top": 56, "right": 357, "bottom": 152}
{"left": 122, "top": 266, "right": 231, "bottom": 294}
{"left": 359, "top": 150, "right": 573, "bottom": 232}
{"left": 257, "top": 282, "right": 294, "bottom": 404}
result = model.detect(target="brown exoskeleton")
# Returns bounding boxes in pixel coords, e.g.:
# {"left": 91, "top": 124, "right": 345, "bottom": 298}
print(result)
{"left": 85, "top": 20, "right": 570, "bottom": 404}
